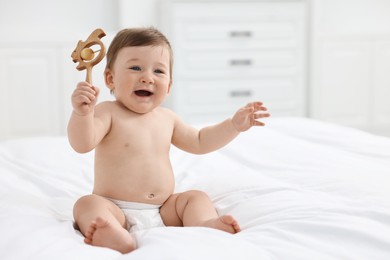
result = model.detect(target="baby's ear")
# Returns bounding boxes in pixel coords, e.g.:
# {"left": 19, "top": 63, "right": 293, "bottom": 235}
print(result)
{"left": 104, "top": 69, "right": 114, "bottom": 91}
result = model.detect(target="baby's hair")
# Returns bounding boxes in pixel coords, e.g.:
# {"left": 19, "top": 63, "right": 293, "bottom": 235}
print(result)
{"left": 105, "top": 27, "right": 173, "bottom": 80}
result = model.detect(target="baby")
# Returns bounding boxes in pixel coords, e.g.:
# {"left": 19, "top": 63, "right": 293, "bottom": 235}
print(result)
{"left": 67, "top": 27, "right": 270, "bottom": 254}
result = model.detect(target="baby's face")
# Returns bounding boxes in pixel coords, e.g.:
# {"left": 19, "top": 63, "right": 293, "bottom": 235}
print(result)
{"left": 106, "top": 45, "right": 171, "bottom": 114}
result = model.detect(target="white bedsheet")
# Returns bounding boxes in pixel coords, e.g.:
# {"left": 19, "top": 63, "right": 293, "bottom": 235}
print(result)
{"left": 0, "top": 117, "right": 389, "bottom": 259}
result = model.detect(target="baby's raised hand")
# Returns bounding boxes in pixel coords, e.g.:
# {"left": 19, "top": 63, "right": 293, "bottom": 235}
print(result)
{"left": 231, "top": 102, "right": 270, "bottom": 132}
{"left": 71, "top": 82, "right": 99, "bottom": 116}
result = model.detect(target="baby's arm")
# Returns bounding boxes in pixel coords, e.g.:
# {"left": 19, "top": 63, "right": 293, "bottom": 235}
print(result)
{"left": 67, "top": 82, "right": 110, "bottom": 153}
{"left": 172, "top": 102, "right": 269, "bottom": 154}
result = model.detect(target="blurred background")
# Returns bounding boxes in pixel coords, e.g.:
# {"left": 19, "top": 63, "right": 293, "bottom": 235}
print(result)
{"left": 0, "top": 0, "right": 390, "bottom": 139}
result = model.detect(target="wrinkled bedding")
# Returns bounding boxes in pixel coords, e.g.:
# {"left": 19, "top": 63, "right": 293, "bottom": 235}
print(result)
{"left": 0, "top": 117, "right": 389, "bottom": 260}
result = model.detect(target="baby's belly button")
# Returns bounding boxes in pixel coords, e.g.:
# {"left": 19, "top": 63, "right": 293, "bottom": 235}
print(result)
{"left": 145, "top": 192, "right": 169, "bottom": 203}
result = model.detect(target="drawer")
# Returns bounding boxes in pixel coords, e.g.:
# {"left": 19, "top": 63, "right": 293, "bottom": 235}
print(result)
{"left": 183, "top": 23, "right": 294, "bottom": 41}
{"left": 172, "top": 2, "right": 305, "bottom": 22}
{"left": 170, "top": 1, "right": 306, "bottom": 50}
{"left": 172, "top": 78, "right": 304, "bottom": 115}
{"left": 174, "top": 21, "right": 300, "bottom": 50}
{"left": 175, "top": 49, "right": 299, "bottom": 78}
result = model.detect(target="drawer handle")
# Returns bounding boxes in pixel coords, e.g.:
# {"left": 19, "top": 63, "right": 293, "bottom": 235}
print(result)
{"left": 230, "top": 59, "right": 252, "bottom": 66}
{"left": 230, "top": 90, "right": 252, "bottom": 98}
{"left": 230, "top": 31, "right": 252, "bottom": 38}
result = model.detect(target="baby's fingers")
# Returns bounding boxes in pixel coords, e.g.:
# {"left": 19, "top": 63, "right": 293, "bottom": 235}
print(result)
{"left": 252, "top": 102, "right": 268, "bottom": 112}
{"left": 254, "top": 112, "right": 270, "bottom": 119}
{"left": 244, "top": 101, "right": 268, "bottom": 112}
{"left": 252, "top": 120, "right": 265, "bottom": 127}
{"left": 74, "top": 93, "right": 95, "bottom": 104}
{"left": 73, "top": 83, "right": 99, "bottom": 101}
{"left": 72, "top": 89, "right": 96, "bottom": 104}
{"left": 76, "top": 83, "right": 96, "bottom": 95}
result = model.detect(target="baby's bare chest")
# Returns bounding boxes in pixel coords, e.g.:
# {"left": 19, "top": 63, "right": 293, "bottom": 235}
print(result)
{"left": 101, "top": 113, "right": 173, "bottom": 154}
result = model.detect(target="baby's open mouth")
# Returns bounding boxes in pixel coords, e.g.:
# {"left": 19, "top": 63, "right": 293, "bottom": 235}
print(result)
{"left": 135, "top": 90, "right": 153, "bottom": 97}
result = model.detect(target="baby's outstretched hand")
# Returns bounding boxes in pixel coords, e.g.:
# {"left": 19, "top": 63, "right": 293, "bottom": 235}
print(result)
{"left": 71, "top": 82, "right": 99, "bottom": 116}
{"left": 231, "top": 102, "right": 270, "bottom": 132}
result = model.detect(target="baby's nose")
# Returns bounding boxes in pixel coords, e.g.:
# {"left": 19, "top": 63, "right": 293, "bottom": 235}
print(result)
{"left": 140, "top": 72, "right": 154, "bottom": 84}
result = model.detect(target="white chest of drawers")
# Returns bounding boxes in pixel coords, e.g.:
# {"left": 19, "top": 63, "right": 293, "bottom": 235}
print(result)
{"left": 161, "top": 0, "right": 308, "bottom": 123}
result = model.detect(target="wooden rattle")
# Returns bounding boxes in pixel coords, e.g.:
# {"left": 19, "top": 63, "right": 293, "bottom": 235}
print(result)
{"left": 71, "top": 28, "right": 106, "bottom": 84}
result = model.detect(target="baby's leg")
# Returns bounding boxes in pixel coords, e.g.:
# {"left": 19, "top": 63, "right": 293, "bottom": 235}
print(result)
{"left": 73, "top": 194, "right": 136, "bottom": 253}
{"left": 160, "top": 190, "right": 241, "bottom": 234}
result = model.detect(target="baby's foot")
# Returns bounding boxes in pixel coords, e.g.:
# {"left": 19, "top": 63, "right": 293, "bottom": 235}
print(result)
{"left": 204, "top": 215, "right": 241, "bottom": 234}
{"left": 84, "top": 217, "right": 136, "bottom": 254}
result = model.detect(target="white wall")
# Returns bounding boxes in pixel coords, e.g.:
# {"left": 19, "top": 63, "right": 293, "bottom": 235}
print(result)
{"left": 310, "top": 0, "right": 390, "bottom": 135}
{"left": 312, "top": 0, "right": 390, "bottom": 35}
{"left": 118, "top": 0, "right": 160, "bottom": 28}
{"left": 0, "top": 0, "right": 120, "bottom": 41}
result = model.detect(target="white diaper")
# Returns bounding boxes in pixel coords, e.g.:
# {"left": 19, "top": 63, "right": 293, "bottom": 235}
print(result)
{"left": 107, "top": 198, "right": 165, "bottom": 233}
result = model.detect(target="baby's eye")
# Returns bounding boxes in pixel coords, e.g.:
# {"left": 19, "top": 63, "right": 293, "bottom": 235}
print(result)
{"left": 130, "top": 66, "right": 141, "bottom": 71}
{"left": 154, "top": 69, "right": 164, "bottom": 74}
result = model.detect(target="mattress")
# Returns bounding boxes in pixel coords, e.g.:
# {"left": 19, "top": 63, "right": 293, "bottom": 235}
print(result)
{"left": 0, "top": 117, "right": 389, "bottom": 259}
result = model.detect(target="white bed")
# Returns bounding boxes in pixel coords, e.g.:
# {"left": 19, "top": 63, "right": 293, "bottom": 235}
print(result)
{"left": 1, "top": 117, "right": 390, "bottom": 260}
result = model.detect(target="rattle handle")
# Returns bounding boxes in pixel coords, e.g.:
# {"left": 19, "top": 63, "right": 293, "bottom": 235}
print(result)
{"left": 86, "top": 67, "right": 92, "bottom": 84}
